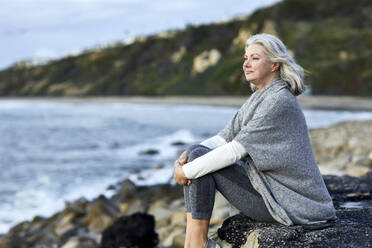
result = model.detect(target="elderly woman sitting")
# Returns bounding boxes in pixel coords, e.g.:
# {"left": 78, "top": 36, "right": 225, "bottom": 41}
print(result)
{"left": 173, "top": 33, "right": 336, "bottom": 248}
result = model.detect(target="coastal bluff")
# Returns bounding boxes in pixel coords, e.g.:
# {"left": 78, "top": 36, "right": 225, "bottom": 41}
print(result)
{"left": 1, "top": 0, "right": 371, "bottom": 97}
{"left": 0, "top": 119, "right": 371, "bottom": 248}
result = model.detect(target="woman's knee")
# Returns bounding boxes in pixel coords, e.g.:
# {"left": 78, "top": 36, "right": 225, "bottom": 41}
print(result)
{"left": 185, "top": 144, "right": 210, "bottom": 162}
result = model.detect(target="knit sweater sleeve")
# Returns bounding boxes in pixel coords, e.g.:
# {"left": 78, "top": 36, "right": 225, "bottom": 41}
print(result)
{"left": 217, "top": 110, "right": 242, "bottom": 142}
{"left": 233, "top": 93, "right": 299, "bottom": 172}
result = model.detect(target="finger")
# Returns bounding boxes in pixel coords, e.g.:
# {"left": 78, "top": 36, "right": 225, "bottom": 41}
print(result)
{"left": 180, "top": 151, "right": 187, "bottom": 159}
{"left": 183, "top": 155, "right": 188, "bottom": 162}
{"left": 180, "top": 155, "right": 188, "bottom": 164}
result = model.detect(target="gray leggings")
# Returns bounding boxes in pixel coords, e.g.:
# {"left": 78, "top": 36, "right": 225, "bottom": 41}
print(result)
{"left": 183, "top": 144, "right": 276, "bottom": 222}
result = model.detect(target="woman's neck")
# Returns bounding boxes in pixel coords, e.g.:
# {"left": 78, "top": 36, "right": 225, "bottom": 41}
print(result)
{"left": 256, "top": 73, "right": 280, "bottom": 91}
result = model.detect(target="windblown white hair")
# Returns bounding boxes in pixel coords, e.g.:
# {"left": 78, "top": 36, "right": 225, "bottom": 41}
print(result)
{"left": 245, "top": 33, "right": 306, "bottom": 96}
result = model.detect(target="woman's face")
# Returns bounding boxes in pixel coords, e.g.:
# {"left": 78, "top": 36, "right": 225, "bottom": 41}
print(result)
{"left": 243, "top": 43, "right": 279, "bottom": 89}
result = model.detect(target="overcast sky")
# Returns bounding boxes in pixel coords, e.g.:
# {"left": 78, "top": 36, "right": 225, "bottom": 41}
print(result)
{"left": 0, "top": 0, "right": 280, "bottom": 70}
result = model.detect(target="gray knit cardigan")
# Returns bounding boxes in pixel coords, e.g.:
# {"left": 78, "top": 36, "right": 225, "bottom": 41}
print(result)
{"left": 218, "top": 78, "right": 337, "bottom": 225}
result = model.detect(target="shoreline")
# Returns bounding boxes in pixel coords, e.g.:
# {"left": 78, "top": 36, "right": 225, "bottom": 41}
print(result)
{"left": 1, "top": 171, "right": 372, "bottom": 247}
{"left": 1, "top": 119, "right": 371, "bottom": 247}
{"left": 1, "top": 95, "right": 372, "bottom": 111}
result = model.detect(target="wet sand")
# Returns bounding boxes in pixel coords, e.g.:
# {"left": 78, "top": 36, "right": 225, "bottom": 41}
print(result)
{"left": 1, "top": 95, "right": 372, "bottom": 111}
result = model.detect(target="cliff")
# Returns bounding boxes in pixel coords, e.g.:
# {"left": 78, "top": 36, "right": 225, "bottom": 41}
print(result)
{"left": 0, "top": 0, "right": 371, "bottom": 96}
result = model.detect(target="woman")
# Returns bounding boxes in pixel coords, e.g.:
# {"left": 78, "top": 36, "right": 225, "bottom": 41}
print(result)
{"left": 173, "top": 33, "right": 337, "bottom": 248}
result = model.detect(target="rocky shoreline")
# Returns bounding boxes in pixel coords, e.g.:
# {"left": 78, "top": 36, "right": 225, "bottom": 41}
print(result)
{"left": 216, "top": 172, "right": 372, "bottom": 248}
{"left": 310, "top": 120, "right": 372, "bottom": 177}
{"left": 1, "top": 120, "right": 372, "bottom": 248}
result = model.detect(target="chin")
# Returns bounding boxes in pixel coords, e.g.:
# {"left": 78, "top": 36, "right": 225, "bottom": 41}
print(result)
{"left": 246, "top": 78, "right": 258, "bottom": 85}
{"left": 245, "top": 76, "right": 255, "bottom": 82}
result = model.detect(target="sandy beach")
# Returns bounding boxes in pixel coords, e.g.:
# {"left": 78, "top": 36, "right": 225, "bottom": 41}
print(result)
{"left": 1, "top": 95, "right": 372, "bottom": 111}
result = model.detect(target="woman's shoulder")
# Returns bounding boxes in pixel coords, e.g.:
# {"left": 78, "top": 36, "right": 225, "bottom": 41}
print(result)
{"left": 273, "top": 87, "right": 297, "bottom": 105}
{"left": 261, "top": 87, "right": 300, "bottom": 114}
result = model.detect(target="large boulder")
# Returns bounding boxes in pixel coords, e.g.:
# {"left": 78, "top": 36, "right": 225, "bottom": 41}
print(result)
{"left": 310, "top": 120, "right": 372, "bottom": 177}
{"left": 100, "top": 212, "right": 159, "bottom": 248}
{"left": 217, "top": 208, "right": 371, "bottom": 248}
{"left": 215, "top": 172, "right": 372, "bottom": 248}
{"left": 81, "top": 195, "right": 119, "bottom": 234}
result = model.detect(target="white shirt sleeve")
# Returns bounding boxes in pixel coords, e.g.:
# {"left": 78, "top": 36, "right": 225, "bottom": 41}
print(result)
{"left": 200, "top": 135, "right": 227, "bottom": 149}
{"left": 182, "top": 140, "right": 248, "bottom": 179}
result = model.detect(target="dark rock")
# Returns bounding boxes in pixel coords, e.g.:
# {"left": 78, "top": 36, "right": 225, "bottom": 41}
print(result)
{"left": 113, "top": 179, "right": 138, "bottom": 203}
{"left": 324, "top": 171, "right": 372, "bottom": 208}
{"left": 152, "top": 164, "right": 164, "bottom": 169}
{"left": 258, "top": 208, "right": 371, "bottom": 248}
{"left": 139, "top": 149, "right": 159, "bottom": 155}
{"left": 64, "top": 197, "right": 88, "bottom": 216}
{"left": 217, "top": 215, "right": 278, "bottom": 248}
{"left": 101, "top": 212, "right": 159, "bottom": 248}
{"left": 202, "top": 132, "right": 214, "bottom": 138}
{"left": 131, "top": 168, "right": 141, "bottom": 174}
{"left": 171, "top": 141, "right": 187, "bottom": 146}
{"left": 137, "top": 175, "right": 146, "bottom": 181}
{"left": 118, "top": 178, "right": 137, "bottom": 189}
{"left": 112, "top": 180, "right": 183, "bottom": 212}
{"left": 218, "top": 209, "right": 372, "bottom": 248}
{"left": 81, "top": 195, "right": 120, "bottom": 233}
{"left": 109, "top": 142, "right": 121, "bottom": 149}
{"left": 134, "top": 184, "right": 183, "bottom": 207}
{"left": 106, "top": 185, "right": 116, "bottom": 190}
{"left": 217, "top": 172, "right": 372, "bottom": 248}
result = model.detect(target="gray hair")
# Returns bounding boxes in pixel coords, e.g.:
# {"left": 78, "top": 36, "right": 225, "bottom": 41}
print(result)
{"left": 245, "top": 33, "right": 306, "bottom": 96}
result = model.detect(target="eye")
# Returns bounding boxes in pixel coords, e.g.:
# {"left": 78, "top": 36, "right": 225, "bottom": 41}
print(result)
{"left": 253, "top": 57, "right": 259, "bottom": 60}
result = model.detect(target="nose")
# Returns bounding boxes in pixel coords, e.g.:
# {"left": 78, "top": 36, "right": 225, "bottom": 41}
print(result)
{"left": 243, "top": 58, "right": 251, "bottom": 68}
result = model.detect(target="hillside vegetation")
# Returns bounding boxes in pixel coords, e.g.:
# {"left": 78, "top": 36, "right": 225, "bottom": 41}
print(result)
{"left": 1, "top": 0, "right": 371, "bottom": 96}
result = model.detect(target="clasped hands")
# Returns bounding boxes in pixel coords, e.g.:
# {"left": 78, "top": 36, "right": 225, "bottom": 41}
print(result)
{"left": 173, "top": 151, "right": 192, "bottom": 186}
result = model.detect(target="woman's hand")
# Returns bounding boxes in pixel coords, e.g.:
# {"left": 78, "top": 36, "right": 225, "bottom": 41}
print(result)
{"left": 174, "top": 153, "right": 192, "bottom": 186}
{"left": 178, "top": 151, "right": 187, "bottom": 163}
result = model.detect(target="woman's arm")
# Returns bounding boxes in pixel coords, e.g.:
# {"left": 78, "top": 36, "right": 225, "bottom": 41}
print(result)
{"left": 182, "top": 140, "right": 247, "bottom": 179}
{"left": 200, "top": 135, "right": 227, "bottom": 149}
{"left": 177, "top": 135, "right": 226, "bottom": 163}
{"left": 174, "top": 155, "right": 190, "bottom": 185}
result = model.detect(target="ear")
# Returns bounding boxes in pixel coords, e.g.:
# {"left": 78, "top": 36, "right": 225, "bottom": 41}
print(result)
{"left": 271, "top": 62, "right": 280, "bottom": 72}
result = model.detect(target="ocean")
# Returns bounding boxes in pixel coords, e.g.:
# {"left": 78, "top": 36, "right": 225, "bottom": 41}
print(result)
{"left": 1, "top": 99, "right": 372, "bottom": 234}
